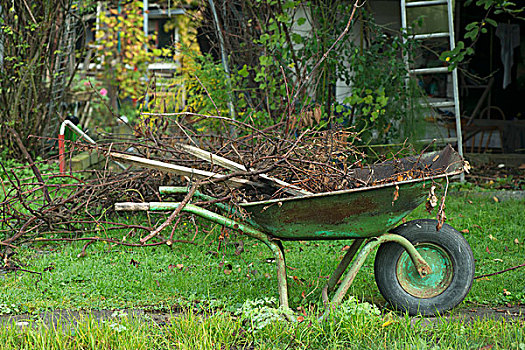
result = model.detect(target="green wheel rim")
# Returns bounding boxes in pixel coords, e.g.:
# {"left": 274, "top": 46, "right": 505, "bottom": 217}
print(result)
{"left": 396, "top": 244, "right": 454, "bottom": 299}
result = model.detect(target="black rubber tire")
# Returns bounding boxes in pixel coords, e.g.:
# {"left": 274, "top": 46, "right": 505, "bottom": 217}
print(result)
{"left": 374, "top": 219, "right": 475, "bottom": 316}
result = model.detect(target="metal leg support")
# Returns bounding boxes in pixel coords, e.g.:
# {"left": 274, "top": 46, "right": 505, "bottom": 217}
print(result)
{"left": 324, "top": 233, "right": 432, "bottom": 316}
{"left": 322, "top": 239, "right": 364, "bottom": 306}
{"left": 267, "top": 239, "right": 289, "bottom": 312}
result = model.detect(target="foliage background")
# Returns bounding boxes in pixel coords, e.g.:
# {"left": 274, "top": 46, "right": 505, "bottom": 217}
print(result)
{"left": 0, "top": 0, "right": 73, "bottom": 159}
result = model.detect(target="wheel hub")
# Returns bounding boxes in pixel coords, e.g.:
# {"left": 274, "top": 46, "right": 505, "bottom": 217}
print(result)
{"left": 396, "top": 244, "right": 454, "bottom": 299}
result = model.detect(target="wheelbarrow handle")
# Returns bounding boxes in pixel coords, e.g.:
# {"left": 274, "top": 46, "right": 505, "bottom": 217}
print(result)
{"left": 159, "top": 186, "right": 213, "bottom": 201}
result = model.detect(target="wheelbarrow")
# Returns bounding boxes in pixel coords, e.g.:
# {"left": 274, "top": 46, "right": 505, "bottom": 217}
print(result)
{"left": 115, "top": 145, "right": 475, "bottom": 316}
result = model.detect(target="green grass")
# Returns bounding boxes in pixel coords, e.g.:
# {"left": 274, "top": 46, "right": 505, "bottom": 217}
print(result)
{"left": 0, "top": 190, "right": 523, "bottom": 348}
{"left": 0, "top": 309, "right": 523, "bottom": 349}
{"left": 2, "top": 190, "right": 524, "bottom": 312}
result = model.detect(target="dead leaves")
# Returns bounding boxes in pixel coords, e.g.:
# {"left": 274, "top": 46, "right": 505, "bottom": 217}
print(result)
{"left": 436, "top": 198, "right": 447, "bottom": 231}
{"left": 425, "top": 179, "right": 449, "bottom": 231}
{"left": 168, "top": 263, "right": 184, "bottom": 271}
{"left": 392, "top": 185, "right": 400, "bottom": 206}
{"left": 463, "top": 160, "right": 471, "bottom": 174}
{"left": 425, "top": 186, "right": 438, "bottom": 213}
{"left": 478, "top": 345, "right": 493, "bottom": 350}
{"left": 223, "top": 264, "right": 233, "bottom": 275}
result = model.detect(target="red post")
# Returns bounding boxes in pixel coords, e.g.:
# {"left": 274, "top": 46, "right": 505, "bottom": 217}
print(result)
{"left": 58, "top": 134, "right": 65, "bottom": 174}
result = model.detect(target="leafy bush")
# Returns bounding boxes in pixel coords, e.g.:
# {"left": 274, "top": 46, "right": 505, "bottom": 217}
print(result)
{"left": 176, "top": 3, "right": 428, "bottom": 144}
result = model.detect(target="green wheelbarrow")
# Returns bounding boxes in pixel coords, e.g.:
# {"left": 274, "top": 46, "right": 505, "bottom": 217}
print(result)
{"left": 115, "top": 145, "right": 475, "bottom": 316}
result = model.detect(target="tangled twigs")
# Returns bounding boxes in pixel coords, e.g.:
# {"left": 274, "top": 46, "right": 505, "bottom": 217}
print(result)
{"left": 140, "top": 182, "right": 198, "bottom": 244}
{"left": 7, "top": 126, "right": 51, "bottom": 204}
{"left": 29, "top": 236, "right": 197, "bottom": 249}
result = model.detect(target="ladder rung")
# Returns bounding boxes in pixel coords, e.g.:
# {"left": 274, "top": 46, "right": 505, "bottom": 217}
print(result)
{"left": 417, "top": 137, "right": 457, "bottom": 144}
{"left": 428, "top": 101, "right": 455, "bottom": 108}
{"left": 412, "top": 32, "right": 450, "bottom": 40}
{"left": 405, "top": 0, "right": 447, "bottom": 7}
{"left": 410, "top": 67, "right": 449, "bottom": 74}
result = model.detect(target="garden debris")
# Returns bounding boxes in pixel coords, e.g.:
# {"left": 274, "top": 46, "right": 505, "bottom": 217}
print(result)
{"left": 0, "top": 112, "right": 463, "bottom": 260}
{"left": 465, "top": 161, "right": 524, "bottom": 190}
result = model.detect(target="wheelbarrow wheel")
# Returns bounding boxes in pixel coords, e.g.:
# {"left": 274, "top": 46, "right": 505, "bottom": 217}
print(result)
{"left": 374, "top": 219, "right": 474, "bottom": 316}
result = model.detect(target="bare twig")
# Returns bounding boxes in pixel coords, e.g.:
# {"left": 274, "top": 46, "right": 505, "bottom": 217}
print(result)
{"left": 475, "top": 263, "right": 525, "bottom": 279}
{"left": 140, "top": 182, "right": 199, "bottom": 244}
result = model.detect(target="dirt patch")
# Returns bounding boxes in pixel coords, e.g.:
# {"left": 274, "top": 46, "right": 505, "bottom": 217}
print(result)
{"left": 1, "top": 306, "right": 524, "bottom": 330}
{"left": 0, "top": 309, "right": 147, "bottom": 330}
{"left": 410, "top": 305, "right": 525, "bottom": 326}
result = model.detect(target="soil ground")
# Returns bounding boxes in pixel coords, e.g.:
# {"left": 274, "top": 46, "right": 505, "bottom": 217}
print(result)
{"left": 1, "top": 305, "right": 524, "bottom": 330}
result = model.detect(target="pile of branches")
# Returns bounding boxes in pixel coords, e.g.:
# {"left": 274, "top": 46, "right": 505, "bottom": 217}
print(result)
{"left": 125, "top": 114, "right": 369, "bottom": 200}
{"left": 104, "top": 112, "right": 461, "bottom": 202}
{"left": 0, "top": 112, "right": 459, "bottom": 268}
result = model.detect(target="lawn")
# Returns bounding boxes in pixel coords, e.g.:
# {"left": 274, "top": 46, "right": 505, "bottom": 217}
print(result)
{"left": 1, "top": 188, "right": 524, "bottom": 349}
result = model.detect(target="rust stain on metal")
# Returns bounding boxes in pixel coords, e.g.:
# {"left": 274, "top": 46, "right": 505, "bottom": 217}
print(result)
{"left": 416, "top": 258, "right": 433, "bottom": 277}
{"left": 280, "top": 197, "right": 377, "bottom": 225}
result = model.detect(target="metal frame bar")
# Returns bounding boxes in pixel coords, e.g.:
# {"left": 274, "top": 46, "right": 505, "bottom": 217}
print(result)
{"left": 409, "top": 67, "right": 449, "bottom": 74}
{"left": 321, "top": 239, "right": 364, "bottom": 306}
{"left": 412, "top": 32, "right": 449, "bottom": 40}
{"left": 322, "top": 234, "right": 431, "bottom": 317}
{"left": 405, "top": 0, "right": 447, "bottom": 7}
{"left": 331, "top": 234, "right": 430, "bottom": 303}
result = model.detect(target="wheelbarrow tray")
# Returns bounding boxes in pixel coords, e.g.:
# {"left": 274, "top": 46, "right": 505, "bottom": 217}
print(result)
{"left": 239, "top": 145, "right": 462, "bottom": 240}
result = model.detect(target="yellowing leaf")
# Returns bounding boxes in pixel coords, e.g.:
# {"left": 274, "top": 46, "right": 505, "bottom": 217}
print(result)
{"left": 382, "top": 320, "right": 394, "bottom": 328}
